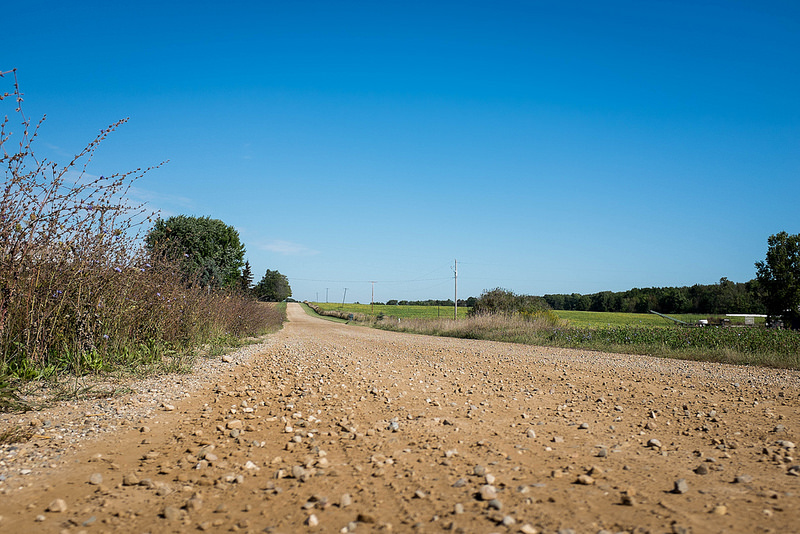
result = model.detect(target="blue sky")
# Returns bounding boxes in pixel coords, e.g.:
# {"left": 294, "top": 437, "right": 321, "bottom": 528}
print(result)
{"left": 5, "top": 0, "right": 799, "bottom": 304}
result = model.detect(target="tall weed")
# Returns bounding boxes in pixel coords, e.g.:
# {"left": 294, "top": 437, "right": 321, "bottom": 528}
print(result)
{"left": 0, "top": 70, "right": 282, "bottom": 408}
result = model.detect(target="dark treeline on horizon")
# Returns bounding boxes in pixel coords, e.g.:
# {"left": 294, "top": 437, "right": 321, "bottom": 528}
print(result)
{"left": 379, "top": 278, "right": 766, "bottom": 316}
{"left": 542, "top": 278, "right": 765, "bottom": 315}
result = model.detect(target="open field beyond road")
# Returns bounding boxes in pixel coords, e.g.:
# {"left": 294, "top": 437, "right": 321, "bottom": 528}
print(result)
{"left": 0, "top": 303, "right": 798, "bottom": 533}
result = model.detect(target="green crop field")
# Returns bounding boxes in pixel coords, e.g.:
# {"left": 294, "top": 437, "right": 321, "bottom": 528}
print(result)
{"left": 310, "top": 304, "right": 761, "bottom": 328}
{"left": 554, "top": 310, "right": 765, "bottom": 328}
{"left": 310, "top": 302, "right": 471, "bottom": 319}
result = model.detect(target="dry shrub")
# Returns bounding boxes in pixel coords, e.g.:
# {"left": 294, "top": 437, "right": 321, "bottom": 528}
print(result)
{"left": 0, "top": 69, "right": 281, "bottom": 394}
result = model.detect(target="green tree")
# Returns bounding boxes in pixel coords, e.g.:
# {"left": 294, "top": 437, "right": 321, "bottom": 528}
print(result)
{"left": 755, "top": 231, "right": 800, "bottom": 329}
{"left": 240, "top": 260, "right": 253, "bottom": 293}
{"left": 254, "top": 269, "right": 292, "bottom": 302}
{"left": 145, "top": 215, "right": 245, "bottom": 288}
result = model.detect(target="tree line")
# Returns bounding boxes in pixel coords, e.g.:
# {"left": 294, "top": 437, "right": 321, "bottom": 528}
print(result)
{"left": 542, "top": 278, "right": 765, "bottom": 315}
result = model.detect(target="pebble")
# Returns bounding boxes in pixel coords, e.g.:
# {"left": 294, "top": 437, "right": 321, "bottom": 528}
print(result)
{"left": 340, "top": 493, "right": 352, "bottom": 507}
{"left": 89, "top": 473, "right": 103, "bottom": 485}
{"left": 673, "top": 479, "right": 689, "bottom": 494}
{"left": 479, "top": 485, "right": 497, "bottom": 500}
{"left": 46, "top": 499, "right": 67, "bottom": 513}
{"left": 162, "top": 506, "right": 182, "bottom": 521}
{"left": 307, "top": 514, "right": 319, "bottom": 527}
{"left": 647, "top": 438, "right": 662, "bottom": 449}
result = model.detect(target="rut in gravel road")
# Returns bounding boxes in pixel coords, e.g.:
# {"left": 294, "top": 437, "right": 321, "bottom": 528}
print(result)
{"left": 1, "top": 302, "right": 799, "bottom": 534}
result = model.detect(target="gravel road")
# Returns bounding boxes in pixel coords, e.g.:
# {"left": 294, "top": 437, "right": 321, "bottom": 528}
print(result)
{"left": 1, "top": 302, "right": 798, "bottom": 533}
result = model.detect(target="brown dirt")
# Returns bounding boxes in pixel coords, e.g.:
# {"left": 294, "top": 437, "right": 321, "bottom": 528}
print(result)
{"left": 1, "top": 303, "right": 798, "bottom": 534}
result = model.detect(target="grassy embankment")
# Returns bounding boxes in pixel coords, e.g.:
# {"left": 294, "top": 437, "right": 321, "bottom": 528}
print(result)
{"left": 310, "top": 302, "right": 799, "bottom": 370}
{"left": 0, "top": 72, "right": 286, "bottom": 413}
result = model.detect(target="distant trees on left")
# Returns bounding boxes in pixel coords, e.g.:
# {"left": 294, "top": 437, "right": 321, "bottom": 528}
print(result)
{"left": 145, "top": 215, "right": 245, "bottom": 289}
{"left": 255, "top": 269, "right": 292, "bottom": 302}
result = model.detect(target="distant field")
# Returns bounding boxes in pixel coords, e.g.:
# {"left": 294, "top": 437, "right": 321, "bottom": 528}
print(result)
{"left": 311, "top": 303, "right": 764, "bottom": 328}
{"left": 310, "top": 302, "right": 471, "bottom": 319}
{"left": 554, "top": 310, "right": 765, "bottom": 328}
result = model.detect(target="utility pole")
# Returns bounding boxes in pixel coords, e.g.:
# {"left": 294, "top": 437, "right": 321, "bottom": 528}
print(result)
{"left": 371, "top": 281, "right": 375, "bottom": 313}
{"left": 454, "top": 259, "right": 458, "bottom": 320}
{"left": 326, "top": 288, "right": 329, "bottom": 303}
{"left": 341, "top": 288, "right": 348, "bottom": 309}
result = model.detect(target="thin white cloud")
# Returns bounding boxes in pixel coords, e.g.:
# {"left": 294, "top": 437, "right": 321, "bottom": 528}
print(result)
{"left": 258, "top": 240, "right": 319, "bottom": 256}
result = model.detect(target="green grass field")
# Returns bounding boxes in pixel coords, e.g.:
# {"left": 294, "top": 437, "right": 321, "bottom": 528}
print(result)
{"left": 554, "top": 310, "right": 765, "bottom": 328}
{"left": 310, "top": 303, "right": 762, "bottom": 328}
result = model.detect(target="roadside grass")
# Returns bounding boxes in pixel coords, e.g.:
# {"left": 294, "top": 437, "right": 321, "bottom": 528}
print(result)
{"left": 311, "top": 303, "right": 798, "bottom": 370}
{"left": 302, "top": 303, "right": 351, "bottom": 323}
{"left": 0, "top": 73, "right": 286, "bottom": 412}
{"left": 371, "top": 314, "right": 800, "bottom": 370}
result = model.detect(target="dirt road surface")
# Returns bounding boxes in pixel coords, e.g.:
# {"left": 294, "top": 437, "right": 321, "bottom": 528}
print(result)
{"left": 1, "top": 303, "right": 799, "bottom": 534}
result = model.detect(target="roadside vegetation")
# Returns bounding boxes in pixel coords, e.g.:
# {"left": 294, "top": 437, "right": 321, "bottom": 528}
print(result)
{"left": 310, "top": 288, "right": 800, "bottom": 370}
{"left": 0, "top": 70, "right": 285, "bottom": 412}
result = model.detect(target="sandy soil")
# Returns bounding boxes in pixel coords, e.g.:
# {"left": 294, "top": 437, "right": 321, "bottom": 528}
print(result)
{"left": 0, "top": 302, "right": 798, "bottom": 534}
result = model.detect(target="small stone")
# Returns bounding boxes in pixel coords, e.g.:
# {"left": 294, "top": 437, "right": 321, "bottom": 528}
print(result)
{"left": 454, "top": 503, "right": 464, "bottom": 514}
{"left": 473, "top": 465, "right": 487, "bottom": 476}
{"left": 519, "top": 524, "right": 539, "bottom": 534}
{"left": 163, "top": 404, "right": 175, "bottom": 411}
{"left": 340, "top": 493, "right": 352, "bottom": 507}
{"left": 597, "top": 448, "right": 608, "bottom": 458}
{"left": 694, "top": 464, "right": 709, "bottom": 475}
{"left": 526, "top": 429, "right": 536, "bottom": 439}
{"left": 485, "top": 473, "right": 496, "bottom": 485}
{"left": 122, "top": 473, "right": 140, "bottom": 486}
{"left": 734, "top": 474, "right": 753, "bottom": 484}
{"left": 226, "top": 420, "right": 243, "bottom": 430}
{"left": 307, "top": 514, "right": 319, "bottom": 527}
{"left": 488, "top": 499, "right": 502, "bottom": 510}
{"left": 647, "top": 438, "right": 662, "bottom": 449}
{"left": 46, "top": 499, "right": 67, "bottom": 513}
{"left": 673, "top": 479, "right": 689, "bottom": 494}
{"left": 357, "top": 513, "right": 376, "bottom": 524}
{"left": 292, "top": 465, "right": 306, "bottom": 479}
{"left": 221, "top": 355, "right": 233, "bottom": 363}
{"left": 502, "top": 515, "right": 516, "bottom": 526}
{"left": 576, "top": 474, "right": 594, "bottom": 485}
{"left": 552, "top": 436, "right": 564, "bottom": 443}
{"left": 712, "top": 505, "right": 727, "bottom": 515}
{"left": 163, "top": 506, "right": 182, "bottom": 521}
{"left": 579, "top": 423, "right": 589, "bottom": 430}
{"left": 453, "top": 478, "right": 467, "bottom": 488}
{"left": 479, "top": 485, "right": 497, "bottom": 501}
{"left": 89, "top": 473, "right": 103, "bottom": 485}
{"left": 414, "top": 490, "right": 426, "bottom": 499}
